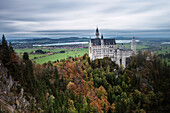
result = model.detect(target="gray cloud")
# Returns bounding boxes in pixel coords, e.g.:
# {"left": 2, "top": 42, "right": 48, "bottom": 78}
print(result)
{"left": 0, "top": 0, "right": 170, "bottom": 38}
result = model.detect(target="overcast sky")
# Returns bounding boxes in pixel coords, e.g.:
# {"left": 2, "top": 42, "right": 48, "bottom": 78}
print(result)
{"left": 0, "top": 0, "right": 170, "bottom": 38}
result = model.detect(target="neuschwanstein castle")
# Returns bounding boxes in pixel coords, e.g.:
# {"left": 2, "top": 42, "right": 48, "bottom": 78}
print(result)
{"left": 89, "top": 28, "right": 136, "bottom": 67}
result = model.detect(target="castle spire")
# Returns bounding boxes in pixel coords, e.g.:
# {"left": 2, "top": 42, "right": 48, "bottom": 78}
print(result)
{"left": 101, "top": 34, "right": 103, "bottom": 39}
{"left": 95, "top": 27, "right": 99, "bottom": 38}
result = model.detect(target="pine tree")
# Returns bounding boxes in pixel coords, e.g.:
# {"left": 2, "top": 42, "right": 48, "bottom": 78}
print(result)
{"left": 9, "top": 42, "right": 14, "bottom": 53}
{"left": 1, "top": 35, "right": 10, "bottom": 67}
{"left": 23, "top": 52, "right": 29, "bottom": 61}
{"left": 2, "top": 34, "right": 8, "bottom": 49}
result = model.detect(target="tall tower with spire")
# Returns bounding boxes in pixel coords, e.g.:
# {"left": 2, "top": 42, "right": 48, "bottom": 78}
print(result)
{"left": 131, "top": 37, "right": 136, "bottom": 54}
{"left": 101, "top": 34, "right": 104, "bottom": 58}
{"left": 95, "top": 27, "right": 99, "bottom": 38}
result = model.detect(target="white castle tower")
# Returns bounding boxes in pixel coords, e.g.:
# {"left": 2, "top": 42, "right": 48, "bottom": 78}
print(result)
{"left": 101, "top": 34, "right": 104, "bottom": 58}
{"left": 131, "top": 37, "right": 136, "bottom": 54}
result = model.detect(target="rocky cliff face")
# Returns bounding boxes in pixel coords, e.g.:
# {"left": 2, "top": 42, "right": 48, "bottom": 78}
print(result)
{"left": 0, "top": 62, "right": 36, "bottom": 112}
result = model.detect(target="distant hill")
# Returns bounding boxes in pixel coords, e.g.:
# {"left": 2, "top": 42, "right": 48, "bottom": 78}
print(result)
{"left": 12, "top": 37, "right": 89, "bottom": 41}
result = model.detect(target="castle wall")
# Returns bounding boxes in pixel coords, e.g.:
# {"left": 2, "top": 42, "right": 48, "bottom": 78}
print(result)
{"left": 115, "top": 50, "right": 133, "bottom": 68}
{"left": 89, "top": 42, "right": 134, "bottom": 68}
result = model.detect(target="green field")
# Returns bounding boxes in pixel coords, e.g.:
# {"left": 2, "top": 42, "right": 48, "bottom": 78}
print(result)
{"left": 154, "top": 45, "right": 170, "bottom": 54}
{"left": 117, "top": 43, "right": 148, "bottom": 51}
{"left": 162, "top": 58, "right": 170, "bottom": 65}
{"left": 15, "top": 48, "right": 68, "bottom": 53}
{"left": 15, "top": 40, "right": 170, "bottom": 64}
{"left": 15, "top": 48, "right": 88, "bottom": 64}
{"left": 34, "top": 48, "right": 88, "bottom": 63}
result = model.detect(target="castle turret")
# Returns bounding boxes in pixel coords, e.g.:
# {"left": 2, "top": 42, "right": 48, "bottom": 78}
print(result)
{"left": 89, "top": 36, "right": 93, "bottom": 59}
{"left": 101, "top": 34, "right": 103, "bottom": 39}
{"left": 131, "top": 37, "right": 136, "bottom": 54}
{"left": 101, "top": 34, "right": 104, "bottom": 58}
{"left": 95, "top": 27, "right": 99, "bottom": 38}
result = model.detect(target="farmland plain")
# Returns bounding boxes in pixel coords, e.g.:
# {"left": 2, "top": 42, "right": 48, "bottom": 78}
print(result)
{"left": 14, "top": 38, "right": 170, "bottom": 64}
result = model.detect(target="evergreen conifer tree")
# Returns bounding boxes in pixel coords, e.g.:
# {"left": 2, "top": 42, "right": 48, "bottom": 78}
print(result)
{"left": 23, "top": 52, "right": 29, "bottom": 61}
{"left": 1, "top": 35, "right": 10, "bottom": 66}
{"left": 9, "top": 42, "right": 14, "bottom": 53}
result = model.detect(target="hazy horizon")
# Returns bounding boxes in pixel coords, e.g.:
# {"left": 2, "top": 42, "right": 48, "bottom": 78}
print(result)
{"left": 2, "top": 28, "right": 170, "bottom": 40}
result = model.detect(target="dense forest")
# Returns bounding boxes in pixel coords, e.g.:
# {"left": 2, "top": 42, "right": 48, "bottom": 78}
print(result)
{"left": 0, "top": 35, "right": 170, "bottom": 113}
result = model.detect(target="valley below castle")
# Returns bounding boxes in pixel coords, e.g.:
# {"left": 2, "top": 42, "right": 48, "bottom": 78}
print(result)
{"left": 10, "top": 36, "right": 170, "bottom": 65}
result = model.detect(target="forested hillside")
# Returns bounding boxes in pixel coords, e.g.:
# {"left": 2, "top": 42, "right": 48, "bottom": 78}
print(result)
{"left": 0, "top": 35, "right": 170, "bottom": 113}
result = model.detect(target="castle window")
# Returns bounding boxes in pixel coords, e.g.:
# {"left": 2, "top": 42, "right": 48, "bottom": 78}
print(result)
{"left": 120, "top": 59, "right": 122, "bottom": 65}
